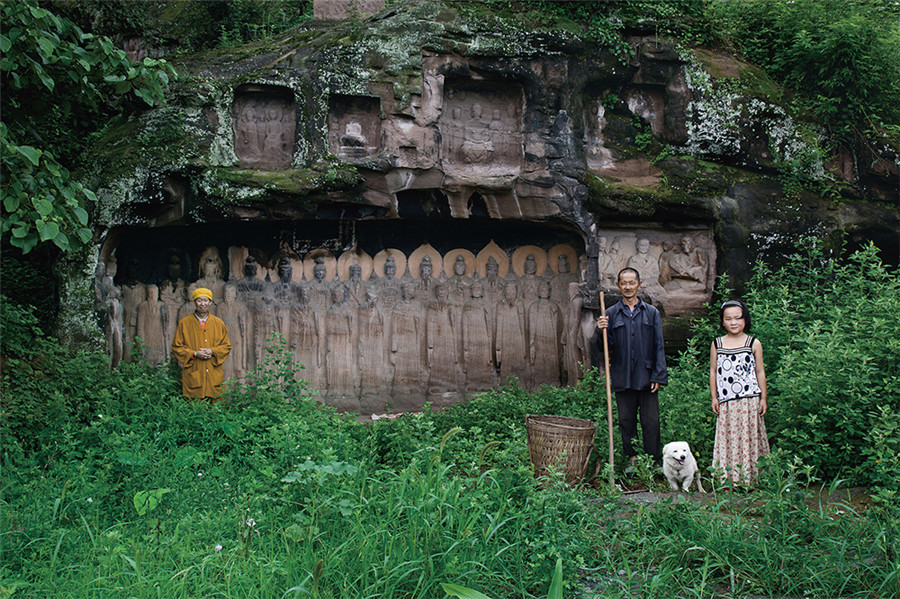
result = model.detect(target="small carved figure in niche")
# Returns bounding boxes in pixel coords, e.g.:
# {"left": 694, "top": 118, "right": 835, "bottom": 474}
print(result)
{"left": 254, "top": 286, "right": 283, "bottom": 368}
{"left": 528, "top": 281, "right": 563, "bottom": 388}
{"left": 325, "top": 286, "right": 359, "bottom": 411}
{"left": 237, "top": 255, "right": 265, "bottom": 297}
{"left": 481, "top": 256, "right": 506, "bottom": 304}
{"left": 597, "top": 236, "right": 616, "bottom": 290}
{"left": 176, "top": 286, "right": 196, "bottom": 333}
{"left": 290, "top": 286, "right": 323, "bottom": 390}
{"left": 609, "top": 239, "right": 625, "bottom": 276}
{"left": 462, "top": 282, "right": 496, "bottom": 394}
{"left": 460, "top": 102, "right": 493, "bottom": 163}
{"left": 96, "top": 261, "right": 124, "bottom": 367}
{"left": 426, "top": 284, "right": 460, "bottom": 404}
{"left": 627, "top": 238, "right": 660, "bottom": 284}
{"left": 358, "top": 288, "right": 388, "bottom": 405}
{"left": 217, "top": 283, "right": 248, "bottom": 380}
{"left": 262, "top": 106, "right": 288, "bottom": 158}
{"left": 236, "top": 100, "right": 262, "bottom": 161}
{"left": 563, "top": 282, "right": 587, "bottom": 385}
{"left": 374, "top": 256, "right": 402, "bottom": 311}
{"left": 446, "top": 254, "right": 473, "bottom": 307}
{"left": 121, "top": 258, "right": 145, "bottom": 362}
{"left": 495, "top": 282, "right": 528, "bottom": 385}
{"left": 190, "top": 253, "right": 226, "bottom": 310}
{"left": 663, "top": 236, "right": 708, "bottom": 292}
{"left": 519, "top": 254, "right": 544, "bottom": 301}
{"left": 273, "top": 256, "right": 300, "bottom": 308}
{"left": 309, "top": 257, "right": 332, "bottom": 310}
{"left": 390, "top": 283, "right": 425, "bottom": 409}
{"left": 339, "top": 121, "right": 370, "bottom": 159}
{"left": 346, "top": 264, "right": 368, "bottom": 308}
{"left": 415, "top": 256, "right": 439, "bottom": 302}
{"left": 135, "top": 284, "right": 169, "bottom": 366}
{"left": 159, "top": 255, "right": 188, "bottom": 347}
{"left": 657, "top": 241, "right": 675, "bottom": 286}
{"left": 550, "top": 253, "right": 579, "bottom": 307}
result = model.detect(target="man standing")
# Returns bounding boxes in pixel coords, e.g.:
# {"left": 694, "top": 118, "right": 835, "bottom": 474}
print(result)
{"left": 171, "top": 288, "right": 231, "bottom": 400}
{"left": 594, "top": 268, "right": 667, "bottom": 463}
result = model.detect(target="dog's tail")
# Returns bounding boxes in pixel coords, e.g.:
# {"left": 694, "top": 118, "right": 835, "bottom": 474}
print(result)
{"left": 696, "top": 474, "right": 706, "bottom": 494}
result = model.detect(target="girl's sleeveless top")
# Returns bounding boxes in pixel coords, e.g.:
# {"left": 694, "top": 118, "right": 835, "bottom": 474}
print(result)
{"left": 715, "top": 335, "right": 761, "bottom": 402}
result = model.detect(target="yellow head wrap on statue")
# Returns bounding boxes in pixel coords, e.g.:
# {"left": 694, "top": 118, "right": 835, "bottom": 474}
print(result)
{"left": 192, "top": 288, "right": 213, "bottom": 301}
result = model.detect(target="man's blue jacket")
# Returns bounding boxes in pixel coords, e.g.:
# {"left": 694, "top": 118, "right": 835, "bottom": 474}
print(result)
{"left": 593, "top": 298, "right": 668, "bottom": 392}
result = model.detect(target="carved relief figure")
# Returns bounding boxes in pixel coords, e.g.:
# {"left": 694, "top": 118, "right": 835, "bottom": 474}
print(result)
{"left": 550, "top": 253, "right": 579, "bottom": 306}
{"left": 425, "top": 284, "right": 460, "bottom": 404}
{"left": 358, "top": 289, "right": 388, "bottom": 405}
{"left": 390, "top": 284, "right": 424, "bottom": 408}
{"left": 480, "top": 256, "right": 506, "bottom": 304}
{"left": 262, "top": 107, "right": 288, "bottom": 158}
{"left": 254, "top": 286, "right": 283, "bottom": 367}
{"left": 495, "top": 282, "right": 528, "bottom": 385}
{"left": 237, "top": 255, "right": 265, "bottom": 297}
{"left": 373, "top": 255, "right": 402, "bottom": 311}
{"left": 345, "top": 264, "right": 368, "bottom": 307}
{"left": 460, "top": 102, "right": 493, "bottom": 163}
{"left": 414, "top": 255, "right": 439, "bottom": 302}
{"left": 325, "top": 286, "right": 359, "bottom": 411}
{"left": 96, "top": 261, "right": 124, "bottom": 367}
{"left": 564, "top": 282, "right": 587, "bottom": 384}
{"left": 519, "top": 254, "right": 543, "bottom": 301}
{"left": 309, "top": 257, "right": 332, "bottom": 310}
{"left": 627, "top": 238, "right": 660, "bottom": 284}
{"left": 663, "top": 236, "right": 708, "bottom": 292}
{"left": 121, "top": 259, "right": 145, "bottom": 362}
{"left": 217, "top": 284, "right": 248, "bottom": 380}
{"left": 159, "top": 255, "right": 187, "bottom": 347}
{"left": 190, "top": 249, "right": 226, "bottom": 307}
{"left": 445, "top": 254, "right": 474, "bottom": 307}
{"left": 135, "top": 284, "right": 168, "bottom": 366}
{"left": 528, "top": 281, "right": 563, "bottom": 388}
{"left": 597, "top": 236, "right": 616, "bottom": 289}
{"left": 461, "top": 282, "right": 496, "bottom": 394}
{"left": 290, "top": 286, "right": 323, "bottom": 389}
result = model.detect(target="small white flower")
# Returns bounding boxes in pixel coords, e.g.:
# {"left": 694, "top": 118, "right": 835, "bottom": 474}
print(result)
{"left": 97, "top": 414, "right": 103, "bottom": 419}
{"left": 246, "top": 518, "right": 256, "bottom": 528}
{"left": 86, "top": 497, "right": 93, "bottom": 503}
{"left": 215, "top": 544, "right": 223, "bottom": 552}
{"left": 197, "top": 472, "right": 203, "bottom": 477}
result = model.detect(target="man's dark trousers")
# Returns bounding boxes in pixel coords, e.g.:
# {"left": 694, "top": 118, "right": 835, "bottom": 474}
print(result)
{"left": 616, "top": 388, "right": 661, "bottom": 462}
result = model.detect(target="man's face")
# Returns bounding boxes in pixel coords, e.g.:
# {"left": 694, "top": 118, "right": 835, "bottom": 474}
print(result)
{"left": 616, "top": 271, "right": 641, "bottom": 300}
{"left": 194, "top": 296, "right": 212, "bottom": 315}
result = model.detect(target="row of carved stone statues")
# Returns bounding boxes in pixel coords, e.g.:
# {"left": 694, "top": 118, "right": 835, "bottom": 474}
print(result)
{"left": 96, "top": 243, "right": 596, "bottom": 413}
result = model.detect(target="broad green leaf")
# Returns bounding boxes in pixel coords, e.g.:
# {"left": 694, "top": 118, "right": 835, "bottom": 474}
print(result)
{"left": 38, "top": 72, "right": 54, "bottom": 91}
{"left": 4, "top": 194, "right": 21, "bottom": 212}
{"left": 11, "top": 223, "right": 29, "bottom": 238}
{"left": 77, "top": 227, "right": 92, "bottom": 243}
{"left": 0, "top": 35, "right": 11, "bottom": 53}
{"left": 73, "top": 206, "right": 88, "bottom": 225}
{"left": 16, "top": 145, "right": 42, "bottom": 166}
{"left": 53, "top": 231, "right": 69, "bottom": 251}
{"left": 36, "top": 36, "right": 54, "bottom": 59}
{"left": 440, "top": 583, "right": 493, "bottom": 599}
{"left": 38, "top": 220, "right": 60, "bottom": 242}
{"left": 548, "top": 559, "right": 563, "bottom": 599}
{"left": 33, "top": 198, "right": 53, "bottom": 217}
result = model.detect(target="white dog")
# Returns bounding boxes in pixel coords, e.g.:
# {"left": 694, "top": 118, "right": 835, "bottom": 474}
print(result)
{"left": 662, "top": 442, "right": 705, "bottom": 493}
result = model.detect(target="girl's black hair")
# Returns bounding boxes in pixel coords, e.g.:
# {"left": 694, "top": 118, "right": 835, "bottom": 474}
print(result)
{"left": 719, "top": 300, "right": 751, "bottom": 333}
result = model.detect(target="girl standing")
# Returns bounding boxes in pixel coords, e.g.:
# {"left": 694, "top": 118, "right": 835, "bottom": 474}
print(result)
{"left": 710, "top": 300, "right": 770, "bottom": 484}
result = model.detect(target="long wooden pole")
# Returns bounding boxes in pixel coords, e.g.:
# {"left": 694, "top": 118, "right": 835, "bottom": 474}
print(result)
{"left": 600, "top": 292, "right": 615, "bottom": 485}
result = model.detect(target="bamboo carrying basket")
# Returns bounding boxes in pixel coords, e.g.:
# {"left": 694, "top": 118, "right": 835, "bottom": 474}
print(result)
{"left": 525, "top": 415, "right": 596, "bottom": 485}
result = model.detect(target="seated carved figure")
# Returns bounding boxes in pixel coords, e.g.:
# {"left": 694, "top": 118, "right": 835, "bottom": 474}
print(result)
{"left": 662, "top": 236, "right": 708, "bottom": 292}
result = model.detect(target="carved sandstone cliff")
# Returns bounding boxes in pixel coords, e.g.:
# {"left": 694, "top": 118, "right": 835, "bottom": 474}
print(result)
{"left": 65, "top": 0, "right": 898, "bottom": 413}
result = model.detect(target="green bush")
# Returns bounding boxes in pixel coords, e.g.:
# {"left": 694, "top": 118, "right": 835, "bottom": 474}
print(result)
{"left": 709, "top": 0, "right": 900, "bottom": 139}
{"left": 664, "top": 240, "right": 900, "bottom": 489}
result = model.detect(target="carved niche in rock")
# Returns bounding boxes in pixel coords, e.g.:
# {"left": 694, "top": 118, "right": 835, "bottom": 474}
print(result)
{"left": 328, "top": 95, "right": 381, "bottom": 161}
{"left": 441, "top": 84, "right": 524, "bottom": 178}
{"left": 592, "top": 229, "right": 715, "bottom": 316}
{"left": 232, "top": 86, "right": 295, "bottom": 170}
{"left": 314, "top": 0, "right": 384, "bottom": 20}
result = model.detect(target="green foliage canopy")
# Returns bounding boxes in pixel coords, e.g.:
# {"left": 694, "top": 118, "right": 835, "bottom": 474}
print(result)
{"left": 0, "top": 1, "right": 176, "bottom": 254}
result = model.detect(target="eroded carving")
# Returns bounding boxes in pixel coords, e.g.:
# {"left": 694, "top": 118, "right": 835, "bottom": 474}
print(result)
{"left": 232, "top": 88, "right": 295, "bottom": 170}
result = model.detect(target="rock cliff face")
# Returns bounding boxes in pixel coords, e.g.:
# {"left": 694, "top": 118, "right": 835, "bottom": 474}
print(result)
{"left": 73, "top": 0, "right": 898, "bottom": 411}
